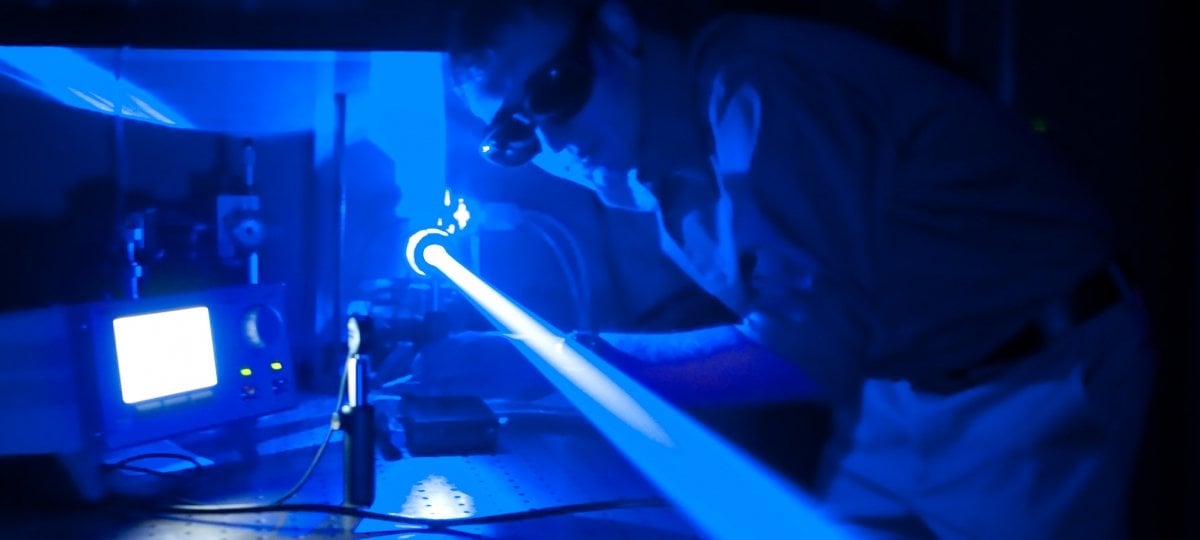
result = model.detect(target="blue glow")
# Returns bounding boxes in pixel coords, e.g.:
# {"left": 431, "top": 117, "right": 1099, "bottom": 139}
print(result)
{"left": 128, "top": 94, "right": 177, "bottom": 125}
{"left": 366, "top": 52, "right": 447, "bottom": 229}
{"left": 0, "top": 47, "right": 191, "bottom": 128}
{"left": 112, "top": 306, "right": 218, "bottom": 404}
{"left": 68, "top": 87, "right": 114, "bottom": 112}
{"left": 422, "top": 244, "right": 851, "bottom": 539}
{"left": 453, "top": 198, "right": 471, "bottom": 231}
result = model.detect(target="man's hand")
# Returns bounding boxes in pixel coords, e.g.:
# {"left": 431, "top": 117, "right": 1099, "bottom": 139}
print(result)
{"left": 595, "top": 326, "right": 823, "bottom": 405}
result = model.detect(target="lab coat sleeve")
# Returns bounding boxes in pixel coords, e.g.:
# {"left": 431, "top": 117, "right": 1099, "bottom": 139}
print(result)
{"left": 703, "top": 54, "right": 890, "bottom": 401}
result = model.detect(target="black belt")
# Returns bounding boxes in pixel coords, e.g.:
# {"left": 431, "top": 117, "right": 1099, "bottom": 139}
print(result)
{"left": 987, "top": 259, "right": 1133, "bottom": 364}
{"left": 923, "top": 258, "right": 1135, "bottom": 393}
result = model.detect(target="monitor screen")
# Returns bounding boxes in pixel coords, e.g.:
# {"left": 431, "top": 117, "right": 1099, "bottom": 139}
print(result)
{"left": 112, "top": 306, "right": 219, "bottom": 404}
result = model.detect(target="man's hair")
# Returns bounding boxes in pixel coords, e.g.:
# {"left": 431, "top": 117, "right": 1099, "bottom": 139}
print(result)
{"left": 445, "top": 0, "right": 718, "bottom": 93}
{"left": 445, "top": 0, "right": 600, "bottom": 93}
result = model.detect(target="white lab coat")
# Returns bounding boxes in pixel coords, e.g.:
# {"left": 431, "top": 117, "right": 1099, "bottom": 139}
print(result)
{"left": 625, "top": 15, "right": 1155, "bottom": 539}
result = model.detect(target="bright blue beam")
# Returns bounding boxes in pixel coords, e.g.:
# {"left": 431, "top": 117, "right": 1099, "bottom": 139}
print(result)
{"left": 421, "top": 243, "right": 852, "bottom": 540}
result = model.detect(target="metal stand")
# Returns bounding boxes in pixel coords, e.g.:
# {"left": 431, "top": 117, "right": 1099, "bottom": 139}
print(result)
{"left": 337, "top": 315, "right": 375, "bottom": 507}
{"left": 123, "top": 212, "right": 145, "bottom": 299}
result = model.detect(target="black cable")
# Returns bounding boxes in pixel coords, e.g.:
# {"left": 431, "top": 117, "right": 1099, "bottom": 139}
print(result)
{"left": 107, "top": 464, "right": 188, "bottom": 480}
{"left": 142, "top": 497, "right": 668, "bottom": 527}
{"left": 523, "top": 210, "right": 592, "bottom": 333}
{"left": 103, "top": 452, "right": 205, "bottom": 486}
{"left": 107, "top": 452, "right": 205, "bottom": 474}
{"left": 352, "top": 529, "right": 490, "bottom": 539}
{"left": 269, "top": 426, "right": 337, "bottom": 505}
{"left": 443, "top": 497, "right": 667, "bottom": 526}
{"left": 269, "top": 363, "right": 350, "bottom": 505}
{"left": 106, "top": 503, "right": 490, "bottom": 540}
{"left": 102, "top": 452, "right": 207, "bottom": 505}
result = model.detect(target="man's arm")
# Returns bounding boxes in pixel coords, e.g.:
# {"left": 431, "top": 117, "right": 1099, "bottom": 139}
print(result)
{"left": 582, "top": 326, "right": 823, "bottom": 406}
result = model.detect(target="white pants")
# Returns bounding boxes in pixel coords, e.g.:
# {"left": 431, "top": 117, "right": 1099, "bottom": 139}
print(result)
{"left": 819, "top": 301, "right": 1156, "bottom": 539}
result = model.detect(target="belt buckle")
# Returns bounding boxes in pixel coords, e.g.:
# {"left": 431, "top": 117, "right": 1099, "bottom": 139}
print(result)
{"left": 1039, "top": 260, "right": 1130, "bottom": 339}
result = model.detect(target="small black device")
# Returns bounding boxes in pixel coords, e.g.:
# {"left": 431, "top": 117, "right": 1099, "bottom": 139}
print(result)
{"left": 399, "top": 395, "right": 500, "bottom": 457}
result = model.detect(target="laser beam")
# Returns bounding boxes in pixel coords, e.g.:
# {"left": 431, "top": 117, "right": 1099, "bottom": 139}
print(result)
{"left": 421, "top": 243, "right": 849, "bottom": 540}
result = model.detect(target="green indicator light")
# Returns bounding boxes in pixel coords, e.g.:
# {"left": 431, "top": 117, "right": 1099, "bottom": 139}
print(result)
{"left": 240, "top": 367, "right": 253, "bottom": 377}
{"left": 270, "top": 361, "right": 283, "bottom": 371}
{"left": 1032, "top": 117, "right": 1049, "bottom": 133}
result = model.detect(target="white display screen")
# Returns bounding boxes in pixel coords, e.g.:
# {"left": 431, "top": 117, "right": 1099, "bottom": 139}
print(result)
{"left": 112, "top": 306, "right": 219, "bottom": 404}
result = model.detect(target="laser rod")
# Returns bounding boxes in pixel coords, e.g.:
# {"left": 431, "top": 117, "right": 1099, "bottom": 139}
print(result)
{"left": 420, "top": 242, "right": 849, "bottom": 540}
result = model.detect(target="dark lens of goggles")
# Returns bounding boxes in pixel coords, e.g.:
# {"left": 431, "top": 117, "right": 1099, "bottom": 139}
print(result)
{"left": 480, "top": 115, "right": 540, "bottom": 167}
{"left": 524, "top": 59, "right": 594, "bottom": 121}
{"left": 478, "top": 30, "right": 593, "bottom": 167}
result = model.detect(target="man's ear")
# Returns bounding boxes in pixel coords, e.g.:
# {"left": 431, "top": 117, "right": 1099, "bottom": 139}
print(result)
{"left": 596, "top": 0, "right": 640, "bottom": 56}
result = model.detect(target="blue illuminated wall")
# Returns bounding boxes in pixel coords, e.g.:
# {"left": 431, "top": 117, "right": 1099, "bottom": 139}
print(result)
{"left": 364, "top": 52, "right": 448, "bottom": 230}
{"left": 0, "top": 82, "right": 237, "bottom": 310}
{"left": 341, "top": 52, "right": 448, "bottom": 284}
{"left": 306, "top": 51, "right": 449, "bottom": 347}
{"left": 0, "top": 47, "right": 451, "bottom": 369}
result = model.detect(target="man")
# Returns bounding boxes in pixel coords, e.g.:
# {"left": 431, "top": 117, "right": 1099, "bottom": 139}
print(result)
{"left": 438, "top": 0, "right": 1155, "bottom": 537}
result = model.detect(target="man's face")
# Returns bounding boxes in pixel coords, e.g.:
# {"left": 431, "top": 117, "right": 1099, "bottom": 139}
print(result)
{"left": 455, "top": 9, "right": 642, "bottom": 202}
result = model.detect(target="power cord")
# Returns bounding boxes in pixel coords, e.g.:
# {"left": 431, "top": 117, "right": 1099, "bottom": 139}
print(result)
{"left": 105, "top": 452, "right": 205, "bottom": 477}
{"left": 522, "top": 210, "right": 592, "bottom": 333}
{"left": 142, "top": 496, "right": 669, "bottom": 527}
{"left": 102, "top": 452, "right": 208, "bottom": 503}
{"left": 353, "top": 530, "right": 489, "bottom": 539}
{"left": 267, "top": 363, "right": 349, "bottom": 505}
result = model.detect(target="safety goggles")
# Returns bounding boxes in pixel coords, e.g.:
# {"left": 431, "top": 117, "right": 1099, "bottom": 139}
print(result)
{"left": 479, "top": 26, "right": 595, "bottom": 167}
